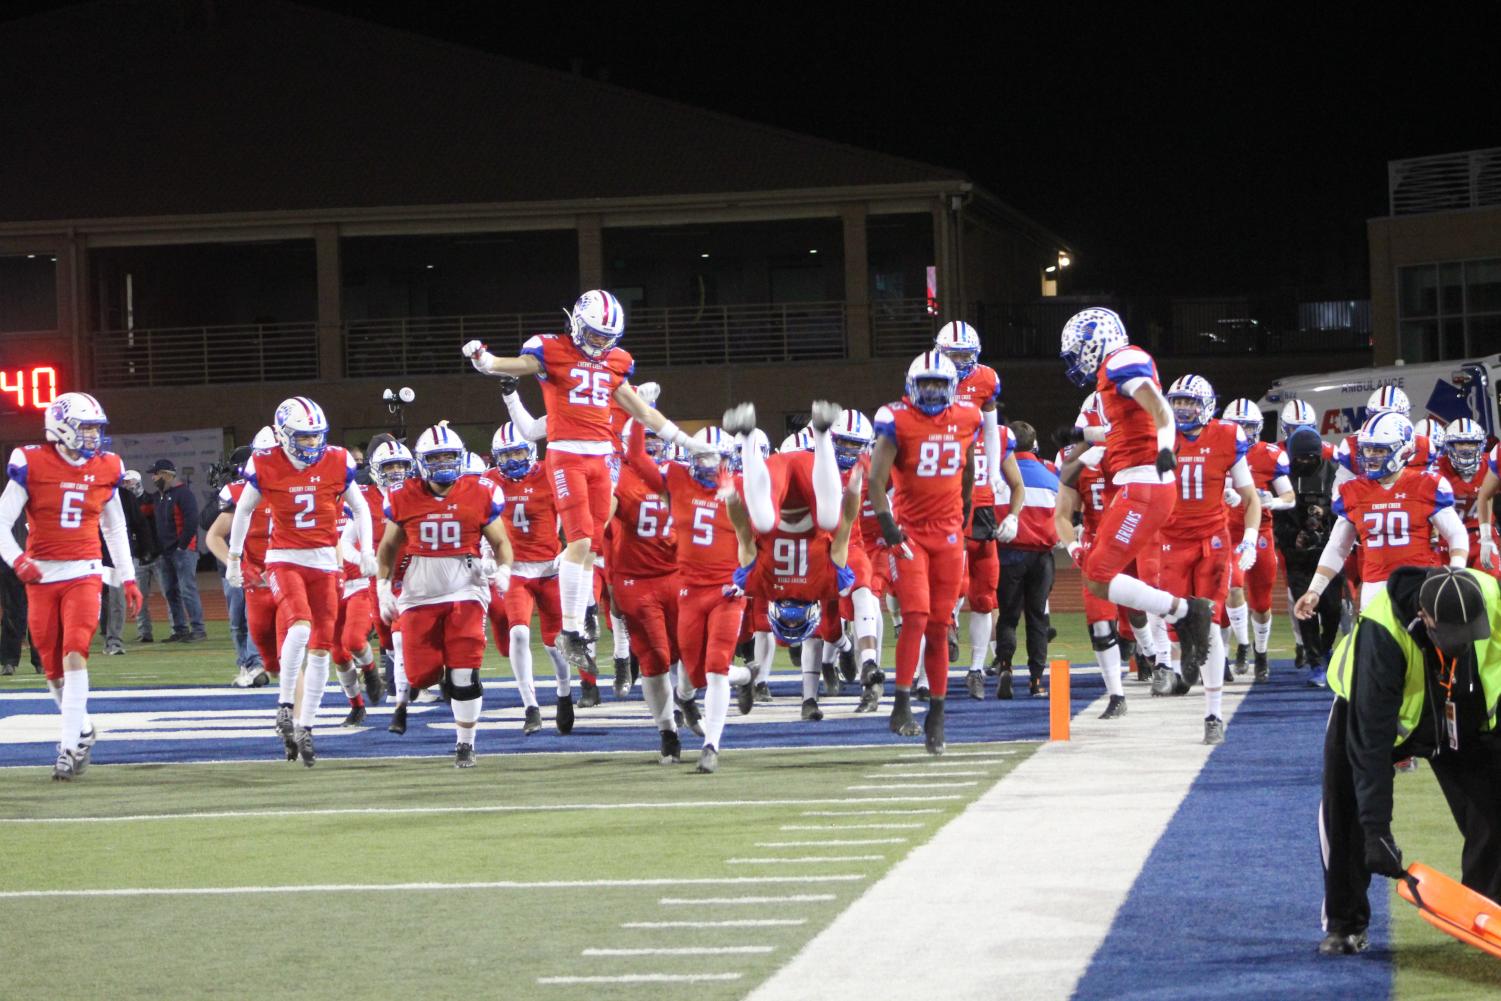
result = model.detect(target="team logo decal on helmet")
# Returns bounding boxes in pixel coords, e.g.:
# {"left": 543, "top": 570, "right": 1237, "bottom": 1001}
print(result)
{"left": 44, "top": 392, "right": 109, "bottom": 459}
{"left": 1356, "top": 412, "right": 1414, "bottom": 480}
{"left": 831, "top": 409, "right": 875, "bottom": 471}
{"left": 1059, "top": 307, "right": 1129, "bottom": 388}
{"left": 369, "top": 439, "right": 414, "bottom": 493}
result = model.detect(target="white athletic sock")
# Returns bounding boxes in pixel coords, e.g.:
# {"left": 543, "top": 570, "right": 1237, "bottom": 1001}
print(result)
{"left": 611, "top": 612, "right": 631, "bottom": 660}
{"left": 753, "top": 632, "right": 774, "bottom": 684}
{"left": 727, "top": 665, "right": 752, "bottom": 687}
{"left": 559, "top": 560, "right": 585, "bottom": 634}
{"left": 549, "top": 644, "right": 571, "bottom": 698}
{"left": 1206, "top": 686, "right": 1224, "bottom": 719}
{"left": 1228, "top": 602, "right": 1249, "bottom": 646}
{"left": 703, "top": 674, "right": 730, "bottom": 749}
{"left": 1202, "top": 628, "right": 1225, "bottom": 717}
{"left": 510, "top": 626, "right": 538, "bottom": 708}
{"left": 642, "top": 673, "right": 676, "bottom": 731}
{"left": 1171, "top": 650, "right": 1182, "bottom": 678}
{"left": 967, "top": 611, "right": 992, "bottom": 672}
{"left": 351, "top": 645, "right": 374, "bottom": 670}
{"left": 820, "top": 639, "right": 837, "bottom": 666}
{"left": 1092, "top": 623, "right": 1123, "bottom": 697}
{"left": 60, "top": 669, "right": 89, "bottom": 753}
{"left": 1107, "top": 575, "right": 1179, "bottom": 618}
{"left": 452, "top": 695, "right": 481, "bottom": 747}
{"left": 299, "top": 651, "right": 330, "bottom": 727}
{"left": 393, "top": 633, "right": 408, "bottom": 703}
{"left": 673, "top": 661, "right": 696, "bottom": 702}
{"left": 278, "top": 622, "right": 311, "bottom": 705}
{"left": 574, "top": 564, "right": 595, "bottom": 623}
{"left": 1149, "top": 615, "right": 1170, "bottom": 659}
{"left": 48, "top": 680, "right": 62, "bottom": 709}
{"left": 1252, "top": 616, "right": 1271, "bottom": 654}
{"left": 336, "top": 666, "right": 360, "bottom": 700}
{"left": 801, "top": 639, "right": 822, "bottom": 700}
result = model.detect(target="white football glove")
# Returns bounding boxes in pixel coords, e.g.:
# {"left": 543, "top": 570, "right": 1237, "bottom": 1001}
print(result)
{"left": 988, "top": 471, "right": 1006, "bottom": 496}
{"left": 995, "top": 513, "right": 1019, "bottom": 544}
{"left": 636, "top": 381, "right": 661, "bottom": 406}
{"left": 377, "top": 578, "right": 398, "bottom": 624}
{"left": 1224, "top": 486, "right": 1242, "bottom": 508}
{"left": 1235, "top": 539, "right": 1258, "bottom": 573}
{"left": 491, "top": 563, "right": 512, "bottom": 595}
{"left": 1481, "top": 524, "right": 1497, "bottom": 570}
{"left": 359, "top": 550, "right": 378, "bottom": 578}
{"left": 682, "top": 437, "right": 721, "bottom": 457}
{"left": 461, "top": 339, "right": 495, "bottom": 373}
{"left": 225, "top": 555, "right": 243, "bottom": 588}
{"left": 1065, "top": 540, "right": 1084, "bottom": 568}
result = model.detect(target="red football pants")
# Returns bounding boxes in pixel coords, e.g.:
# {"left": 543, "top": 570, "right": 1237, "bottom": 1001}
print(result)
{"left": 331, "top": 588, "right": 374, "bottom": 665}
{"left": 889, "top": 527, "right": 965, "bottom": 697}
{"left": 505, "top": 574, "right": 563, "bottom": 646}
{"left": 400, "top": 599, "right": 486, "bottom": 690}
{"left": 613, "top": 572, "right": 681, "bottom": 676}
{"left": 27, "top": 575, "right": 102, "bottom": 681}
{"left": 266, "top": 563, "right": 340, "bottom": 649}
{"left": 676, "top": 582, "right": 746, "bottom": 687}
{"left": 546, "top": 450, "right": 615, "bottom": 553}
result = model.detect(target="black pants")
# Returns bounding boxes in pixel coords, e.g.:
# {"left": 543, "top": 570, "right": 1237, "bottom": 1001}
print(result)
{"left": 1320, "top": 696, "right": 1501, "bottom": 935}
{"left": 994, "top": 549, "right": 1053, "bottom": 676}
{"left": 0, "top": 560, "right": 39, "bottom": 669}
{"left": 1286, "top": 563, "right": 1343, "bottom": 668}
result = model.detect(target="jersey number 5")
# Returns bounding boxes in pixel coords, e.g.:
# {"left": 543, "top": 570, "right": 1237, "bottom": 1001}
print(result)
{"left": 568, "top": 368, "right": 613, "bottom": 408}
{"left": 691, "top": 506, "right": 715, "bottom": 546}
{"left": 1361, "top": 510, "right": 1411, "bottom": 548}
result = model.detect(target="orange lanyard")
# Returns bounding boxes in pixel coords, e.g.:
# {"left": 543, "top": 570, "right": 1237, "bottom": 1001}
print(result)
{"left": 1437, "top": 650, "right": 1458, "bottom": 704}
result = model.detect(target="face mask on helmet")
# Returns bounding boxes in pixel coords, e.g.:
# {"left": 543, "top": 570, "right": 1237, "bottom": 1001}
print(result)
{"left": 374, "top": 459, "right": 412, "bottom": 491}
{"left": 1358, "top": 442, "right": 1399, "bottom": 479}
{"left": 421, "top": 448, "right": 464, "bottom": 486}
{"left": 1169, "top": 394, "right": 1208, "bottom": 431}
{"left": 1446, "top": 439, "right": 1484, "bottom": 478}
{"left": 767, "top": 599, "right": 821, "bottom": 645}
{"left": 71, "top": 421, "right": 107, "bottom": 458}
{"left": 909, "top": 377, "right": 954, "bottom": 414}
{"left": 832, "top": 434, "right": 866, "bottom": 470}
{"left": 643, "top": 432, "right": 669, "bottom": 462}
{"left": 493, "top": 445, "right": 533, "bottom": 479}
{"left": 690, "top": 450, "right": 723, "bottom": 487}
{"left": 939, "top": 347, "right": 977, "bottom": 379}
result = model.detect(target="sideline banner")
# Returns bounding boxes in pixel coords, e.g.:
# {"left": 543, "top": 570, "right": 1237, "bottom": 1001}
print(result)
{"left": 112, "top": 427, "right": 228, "bottom": 485}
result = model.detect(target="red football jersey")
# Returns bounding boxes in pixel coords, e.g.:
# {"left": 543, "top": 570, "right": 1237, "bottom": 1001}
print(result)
{"left": 247, "top": 446, "right": 355, "bottom": 552}
{"left": 485, "top": 466, "right": 558, "bottom": 564}
{"left": 955, "top": 364, "right": 1001, "bottom": 508}
{"left": 1436, "top": 456, "right": 1488, "bottom": 533}
{"left": 744, "top": 527, "right": 843, "bottom": 602}
{"left": 520, "top": 333, "right": 635, "bottom": 443}
{"left": 1163, "top": 420, "right": 1247, "bottom": 542}
{"left": 611, "top": 464, "right": 676, "bottom": 579}
{"left": 873, "top": 399, "right": 983, "bottom": 533}
{"left": 360, "top": 482, "right": 385, "bottom": 543}
{"left": 7, "top": 444, "right": 123, "bottom": 561}
{"left": 1333, "top": 467, "right": 1452, "bottom": 582}
{"left": 1076, "top": 447, "right": 1109, "bottom": 541}
{"left": 1096, "top": 346, "right": 1163, "bottom": 476}
{"left": 663, "top": 462, "right": 737, "bottom": 587}
{"left": 385, "top": 475, "right": 504, "bottom": 559}
{"left": 220, "top": 479, "right": 273, "bottom": 572}
{"left": 1245, "top": 441, "right": 1290, "bottom": 530}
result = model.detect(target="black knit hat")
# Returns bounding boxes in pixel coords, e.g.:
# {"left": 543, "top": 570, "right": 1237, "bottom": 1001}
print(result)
{"left": 1419, "top": 568, "right": 1490, "bottom": 653}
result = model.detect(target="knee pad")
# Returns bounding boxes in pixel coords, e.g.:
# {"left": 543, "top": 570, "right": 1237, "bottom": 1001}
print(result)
{"left": 442, "top": 667, "right": 484, "bottom": 701}
{"left": 1089, "top": 620, "right": 1119, "bottom": 653}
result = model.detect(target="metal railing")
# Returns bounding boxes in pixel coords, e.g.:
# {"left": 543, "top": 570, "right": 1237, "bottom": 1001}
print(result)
{"left": 93, "top": 322, "right": 318, "bottom": 387}
{"left": 345, "top": 312, "right": 559, "bottom": 378}
{"left": 869, "top": 297, "right": 942, "bottom": 357}
{"left": 1389, "top": 147, "right": 1501, "bottom": 215}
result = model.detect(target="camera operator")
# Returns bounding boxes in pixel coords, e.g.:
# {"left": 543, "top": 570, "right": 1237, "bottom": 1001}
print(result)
{"left": 1274, "top": 425, "right": 1342, "bottom": 686}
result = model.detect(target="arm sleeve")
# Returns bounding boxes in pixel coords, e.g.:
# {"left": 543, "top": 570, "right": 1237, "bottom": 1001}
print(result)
{"left": 228, "top": 481, "right": 262, "bottom": 557}
{"left": 1432, "top": 506, "right": 1469, "bottom": 564}
{"left": 342, "top": 479, "right": 374, "bottom": 555}
{"left": 1347, "top": 623, "right": 1409, "bottom": 833}
{"left": 741, "top": 431, "right": 777, "bottom": 535}
{"left": 1317, "top": 518, "right": 1357, "bottom": 575}
{"left": 100, "top": 494, "right": 136, "bottom": 583}
{"left": 1229, "top": 457, "right": 1253, "bottom": 490}
{"left": 504, "top": 392, "right": 548, "bottom": 442}
{"left": 982, "top": 409, "right": 1002, "bottom": 486}
{"left": 811, "top": 430, "right": 841, "bottom": 534}
{"left": 0, "top": 480, "right": 27, "bottom": 566}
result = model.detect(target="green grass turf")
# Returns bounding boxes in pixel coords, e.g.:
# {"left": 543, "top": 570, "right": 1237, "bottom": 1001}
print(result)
{"left": 1390, "top": 768, "right": 1501, "bottom": 998}
{"left": 0, "top": 742, "right": 1035, "bottom": 1001}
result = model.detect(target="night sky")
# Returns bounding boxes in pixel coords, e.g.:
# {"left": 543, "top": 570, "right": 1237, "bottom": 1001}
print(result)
{"left": 13, "top": 3, "right": 1501, "bottom": 299}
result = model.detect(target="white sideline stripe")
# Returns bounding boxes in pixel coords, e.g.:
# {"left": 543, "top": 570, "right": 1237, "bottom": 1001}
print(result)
{"left": 539, "top": 974, "right": 743, "bottom": 985}
{"left": 0, "top": 795, "right": 962, "bottom": 825}
{"left": 844, "top": 782, "right": 977, "bottom": 790}
{"left": 659, "top": 894, "right": 835, "bottom": 906}
{"left": 582, "top": 946, "right": 773, "bottom": 956}
{"left": 727, "top": 855, "right": 885, "bottom": 865}
{"left": 746, "top": 687, "right": 1252, "bottom": 1001}
{"left": 865, "top": 771, "right": 989, "bottom": 778}
{"left": 799, "top": 809, "right": 941, "bottom": 816}
{"left": 897, "top": 752, "right": 1014, "bottom": 760}
{"left": 0, "top": 874, "right": 868, "bottom": 900}
{"left": 880, "top": 761, "right": 1004, "bottom": 768}
{"left": 755, "top": 839, "right": 907, "bottom": 847}
{"left": 621, "top": 919, "right": 807, "bottom": 929}
{"left": 780, "top": 824, "right": 924, "bottom": 831}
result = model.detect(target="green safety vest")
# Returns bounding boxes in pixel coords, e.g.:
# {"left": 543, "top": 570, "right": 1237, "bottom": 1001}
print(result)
{"left": 1328, "top": 569, "right": 1501, "bottom": 743}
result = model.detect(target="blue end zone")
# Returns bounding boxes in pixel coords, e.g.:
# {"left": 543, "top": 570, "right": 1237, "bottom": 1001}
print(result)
{"left": 0, "top": 669, "right": 1109, "bottom": 767}
{"left": 1070, "top": 671, "right": 1392, "bottom": 1001}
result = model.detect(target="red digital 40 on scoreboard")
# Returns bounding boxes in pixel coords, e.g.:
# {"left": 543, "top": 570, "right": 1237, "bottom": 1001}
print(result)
{"left": 0, "top": 364, "right": 61, "bottom": 415}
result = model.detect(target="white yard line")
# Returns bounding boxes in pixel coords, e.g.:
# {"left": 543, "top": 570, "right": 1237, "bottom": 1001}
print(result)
{"left": 659, "top": 894, "right": 835, "bottom": 906}
{"left": 726, "top": 855, "right": 885, "bottom": 865}
{"left": 779, "top": 824, "right": 925, "bottom": 831}
{"left": 879, "top": 760, "right": 1003, "bottom": 768}
{"left": 843, "top": 782, "right": 978, "bottom": 791}
{"left": 865, "top": 771, "right": 989, "bottom": 778}
{"left": 799, "top": 808, "right": 943, "bottom": 816}
{"left": 621, "top": 919, "right": 807, "bottom": 929}
{"left": 748, "top": 687, "right": 1252, "bottom": 1001}
{"left": 754, "top": 839, "right": 907, "bottom": 848}
{"left": 0, "top": 874, "right": 868, "bottom": 900}
{"left": 582, "top": 946, "right": 773, "bottom": 956}
{"left": 538, "top": 974, "right": 743, "bottom": 985}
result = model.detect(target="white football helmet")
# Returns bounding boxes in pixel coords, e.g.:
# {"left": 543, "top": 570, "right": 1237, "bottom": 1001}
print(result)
{"left": 462, "top": 451, "right": 487, "bottom": 476}
{"left": 413, "top": 422, "right": 465, "bottom": 486}
{"left": 689, "top": 426, "right": 735, "bottom": 486}
{"left": 780, "top": 429, "right": 814, "bottom": 453}
{"left": 904, "top": 351, "right": 959, "bottom": 416}
{"left": 568, "top": 289, "right": 626, "bottom": 359}
{"left": 1412, "top": 418, "right": 1445, "bottom": 451}
{"left": 1366, "top": 386, "right": 1410, "bottom": 418}
{"left": 934, "top": 321, "right": 982, "bottom": 379}
{"left": 1356, "top": 412, "right": 1414, "bottom": 480}
{"left": 1166, "top": 374, "right": 1217, "bottom": 432}
{"left": 251, "top": 425, "right": 278, "bottom": 450}
{"left": 491, "top": 423, "right": 538, "bottom": 479}
{"left": 44, "top": 392, "right": 109, "bottom": 458}
{"left": 1060, "top": 308, "right": 1129, "bottom": 388}
{"left": 1443, "top": 418, "right": 1486, "bottom": 478}
{"left": 1279, "top": 400, "right": 1317, "bottom": 439}
{"left": 273, "top": 397, "right": 329, "bottom": 465}
{"left": 368, "top": 439, "right": 414, "bottom": 493}
{"left": 1221, "top": 398, "right": 1264, "bottom": 442}
{"left": 831, "top": 409, "right": 874, "bottom": 470}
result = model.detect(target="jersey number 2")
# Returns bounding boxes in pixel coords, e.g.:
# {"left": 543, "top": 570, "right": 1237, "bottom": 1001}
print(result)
{"left": 293, "top": 493, "right": 316, "bottom": 529}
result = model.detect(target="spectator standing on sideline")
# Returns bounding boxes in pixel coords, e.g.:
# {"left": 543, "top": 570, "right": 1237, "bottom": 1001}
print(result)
{"left": 97, "top": 522, "right": 126, "bottom": 655}
{"left": 1274, "top": 426, "right": 1343, "bottom": 688}
{"left": 0, "top": 499, "right": 41, "bottom": 675}
{"left": 125, "top": 470, "right": 164, "bottom": 642}
{"left": 992, "top": 422, "right": 1061, "bottom": 698}
{"left": 150, "top": 459, "right": 205, "bottom": 642}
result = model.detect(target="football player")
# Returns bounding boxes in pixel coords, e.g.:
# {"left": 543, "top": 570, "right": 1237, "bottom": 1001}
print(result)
{"left": 1331, "top": 387, "right": 1434, "bottom": 487}
{"left": 1433, "top": 419, "right": 1486, "bottom": 575}
{"left": 0, "top": 393, "right": 141, "bottom": 780}
{"left": 227, "top": 397, "right": 377, "bottom": 766}
{"left": 378, "top": 422, "right": 513, "bottom": 767}
{"left": 208, "top": 425, "right": 282, "bottom": 689}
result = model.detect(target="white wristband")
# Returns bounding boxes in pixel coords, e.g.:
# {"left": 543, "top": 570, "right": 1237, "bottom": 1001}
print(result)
{"left": 657, "top": 420, "right": 690, "bottom": 448}
{"left": 1306, "top": 575, "right": 1330, "bottom": 597}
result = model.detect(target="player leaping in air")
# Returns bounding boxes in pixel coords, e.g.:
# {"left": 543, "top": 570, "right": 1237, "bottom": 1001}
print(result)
{"left": 462, "top": 290, "right": 715, "bottom": 677}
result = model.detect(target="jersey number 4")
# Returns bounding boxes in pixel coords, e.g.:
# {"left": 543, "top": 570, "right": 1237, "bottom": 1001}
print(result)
{"left": 1362, "top": 510, "right": 1411, "bottom": 548}
{"left": 916, "top": 441, "right": 965, "bottom": 477}
{"left": 567, "top": 368, "right": 613, "bottom": 408}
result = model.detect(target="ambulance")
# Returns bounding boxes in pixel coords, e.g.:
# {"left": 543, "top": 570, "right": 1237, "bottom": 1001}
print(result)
{"left": 1256, "top": 356, "right": 1501, "bottom": 444}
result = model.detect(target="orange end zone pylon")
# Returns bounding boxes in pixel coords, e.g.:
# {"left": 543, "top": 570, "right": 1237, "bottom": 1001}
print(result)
{"left": 1396, "top": 862, "right": 1501, "bottom": 959}
{"left": 1049, "top": 659, "right": 1070, "bottom": 741}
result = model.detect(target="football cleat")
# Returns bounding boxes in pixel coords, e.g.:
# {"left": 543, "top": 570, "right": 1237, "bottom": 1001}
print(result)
{"left": 413, "top": 687, "right": 442, "bottom": 705}
{"left": 295, "top": 726, "right": 316, "bottom": 767}
{"left": 737, "top": 682, "right": 756, "bottom": 716}
{"left": 522, "top": 706, "right": 543, "bottom": 735}
{"left": 1233, "top": 643, "right": 1249, "bottom": 675}
{"left": 889, "top": 691, "right": 921, "bottom": 737}
{"left": 801, "top": 698, "right": 824, "bottom": 722}
{"left": 807, "top": 399, "right": 842, "bottom": 434}
{"left": 821, "top": 663, "right": 841, "bottom": 698}
{"left": 720, "top": 402, "right": 758, "bottom": 436}
{"left": 1172, "top": 674, "right": 1191, "bottom": 696}
{"left": 966, "top": 670, "right": 985, "bottom": 700}
{"left": 754, "top": 681, "right": 773, "bottom": 704}
{"left": 231, "top": 666, "right": 255, "bottom": 688}
{"left": 1150, "top": 666, "right": 1177, "bottom": 697}
{"left": 556, "top": 629, "right": 591, "bottom": 672}
{"left": 995, "top": 668, "right": 1014, "bottom": 700}
{"left": 613, "top": 657, "right": 631, "bottom": 698}
{"left": 1180, "top": 658, "right": 1201, "bottom": 688}
{"left": 659, "top": 729, "right": 682, "bottom": 765}
{"left": 1308, "top": 668, "right": 1328, "bottom": 689}
{"left": 577, "top": 680, "right": 601, "bottom": 709}
{"left": 630, "top": 653, "right": 640, "bottom": 684}
{"left": 51, "top": 747, "right": 81, "bottom": 782}
{"left": 1294, "top": 644, "right": 1307, "bottom": 669}
{"left": 388, "top": 702, "right": 408, "bottom": 735}
{"left": 1317, "top": 931, "right": 1368, "bottom": 956}
{"left": 676, "top": 696, "right": 704, "bottom": 737}
{"left": 362, "top": 665, "right": 386, "bottom": 706}
{"left": 1135, "top": 653, "right": 1154, "bottom": 684}
{"left": 276, "top": 704, "right": 298, "bottom": 758}
{"left": 250, "top": 667, "right": 271, "bottom": 688}
{"left": 556, "top": 695, "right": 576, "bottom": 735}
{"left": 914, "top": 685, "right": 930, "bottom": 702}
{"left": 583, "top": 605, "right": 600, "bottom": 643}
{"left": 1029, "top": 674, "right": 1047, "bottom": 698}
{"left": 947, "top": 626, "right": 960, "bottom": 663}
{"left": 695, "top": 745, "right": 719, "bottom": 774}
{"left": 1099, "top": 695, "right": 1127, "bottom": 719}
{"left": 923, "top": 700, "right": 945, "bottom": 756}
{"left": 857, "top": 683, "right": 881, "bottom": 713}
{"left": 1174, "top": 598, "right": 1214, "bottom": 676}
{"left": 839, "top": 645, "right": 857, "bottom": 683}
{"left": 1202, "top": 716, "right": 1225, "bottom": 746}
{"left": 342, "top": 703, "right": 367, "bottom": 727}
{"left": 1254, "top": 652, "right": 1270, "bottom": 682}
{"left": 454, "top": 742, "right": 476, "bottom": 769}
{"left": 75, "top": 728, "right": 97, "bottom": 775}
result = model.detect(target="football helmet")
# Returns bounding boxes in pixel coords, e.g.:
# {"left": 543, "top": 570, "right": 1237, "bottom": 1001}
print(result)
{"left": 1443, "top": 418, "right": 1486, "bottom": 478}
{"left": 568, "top": 289, "right": 626, "bottom": 359}
{"left": 689, "top": 426, "right": 734, "bottom": 487}
{"left": 273, "top": 397, "right": 329, "bottom": 465}
{"left": 780, "top": 429, "right": 814, "bottom": 453}
{"left": 1412, "top": 418, "right": 1445, "bottom": 450}
{"left": 462, "top": 451, "right": 487, "bottom": 476}
{"left": 1366, "top": 386, "right": 1410, "bottom": 418}
{"left": 767, "top": 598, "right": 822, "bottom": 645}
{"left": 905, "top": 351, "right": 959, "bottom": 416}
{"left": 1221, "top": 398, "right": 1264, "bottom": 442}
{"left": 1356, "top": 412, "right": 1414, "bottom": 480}
{"left": 490, "top": 423, "right": 537, "bottom": 480}
{"left": 831, "top": 409, "right": 874, "bottom": 470}
{"left": 1279, "top": 400, "right": 1317, "bottom": 439}
{"left": 1060, "top": 307, "right": 1128, "bottom": 389}
{"left": 1166, "top": 375, "right": 1217, "bottom": 432}
{"left": 251, "top": 425, "right": 278, "bottom": 450}
{"left": 934, "top": 321, "right": 982, "bottom": 380}
{"left": 44, "top": 392, "right": 109, "bottom": 459}
{"left": 413, "top": 422, "right": 466, "bottom": 486}
{"left": 368, "top": 439, "right": 414, "bottom": 493}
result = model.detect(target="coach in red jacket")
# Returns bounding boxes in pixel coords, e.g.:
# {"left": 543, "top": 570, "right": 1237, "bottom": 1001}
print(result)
{"left": 993, "top": 422, "right": 1061, "bottom": 699}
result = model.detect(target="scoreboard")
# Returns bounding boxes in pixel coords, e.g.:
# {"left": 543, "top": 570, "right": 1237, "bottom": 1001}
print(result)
{"left": 0, "top": 364, "right": 60, "bottom": 414}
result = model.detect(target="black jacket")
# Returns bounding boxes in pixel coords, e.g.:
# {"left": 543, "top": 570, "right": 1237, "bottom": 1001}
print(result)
{"left": 120, "top": 489, "right": 158, "bottom": 562}
{"left": 1273, "top": 457, "right": 1338, "bottom": 576}
{"left": 1346, "top": 567, "right": 1493, "bottom": 835}
{"left": 152, "top": 482, "right": 199, "bottom": 554}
